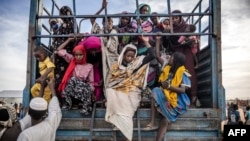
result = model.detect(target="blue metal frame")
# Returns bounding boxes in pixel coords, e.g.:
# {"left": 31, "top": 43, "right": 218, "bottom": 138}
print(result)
{"left": 23, "top": 0, "right": 224, "bottom": 139}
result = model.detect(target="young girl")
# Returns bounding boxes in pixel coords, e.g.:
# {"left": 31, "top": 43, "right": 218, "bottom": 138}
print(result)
{"left": 78, "top": 36, "right": 103, "bottom": 101}
{"left": 143, "top": 51, "right": 191, "bottom": 141}
{"left": 56, "top": 37, "right": 94, "bottom": 115}
{"left": 166, "top": 10, "right": 198, "bottom": 107}
{"left": 31, "top": 46, "right": 55, "bottom": 103}
{"left": 105, "top": 35, "right": 155, "bottom": 141}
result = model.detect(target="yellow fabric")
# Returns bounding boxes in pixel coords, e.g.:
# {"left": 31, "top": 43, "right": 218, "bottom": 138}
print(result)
{"left": 31, "top": 83, "right": 51, "bottom": 103}
{"left": 108, "top": 57, "right": 148, "bottom": 94}
{"left": 159, "top": 65, "right": 186, "bottom": 108}
{"left": 32, "top": 57, "right": 55, "bottom": 103}
{"left": 39, "top": 57, "right": 55, "bottom": 79}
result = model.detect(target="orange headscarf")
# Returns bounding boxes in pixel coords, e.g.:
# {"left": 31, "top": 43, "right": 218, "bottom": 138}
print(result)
{"left": 58, "top": 45, "right": 87, "bottom": 92}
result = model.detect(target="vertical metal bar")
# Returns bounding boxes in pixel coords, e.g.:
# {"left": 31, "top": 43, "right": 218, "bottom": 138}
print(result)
{"left": 51, "top": 1, "right": 55, "bottom": 16}
{"left": 199, "top": 1, "right": 202, "bottom": 33}
{"left": 167, "top": 0, "right": 173, "bottom": 33}
{"left": 137, "top": 109, "right": 141, "bottom": 141}
{"left": 135, "top": 0, "right": 142, "bottom": 33}
{"left": 112, "top": 131, "right": 117, "bottom": 141}
{"left": 191, "top": 14, "right": 194, "bottom": 24}
{"left": 22, "top": 0, "right": 41, "bottom": 117}
{"left": 209, "top": 0, "right": 218, "bottom": 108}
{"left": 211, "top": 0, "right": 224, "bottom": 136}
{"left": 72, "top": 0, "right": 77, "bottom": 33}
{"left": 48, "top": 0, "right": 55, "bottom": 48}
{"left": 89, "top": 102, "right": 97, "bottom": 141}
{"left": 212, "top": 0, "right": 224, "bottom": 120}
{"left": 104, "top": 0, "right": 108, "bottom": 34}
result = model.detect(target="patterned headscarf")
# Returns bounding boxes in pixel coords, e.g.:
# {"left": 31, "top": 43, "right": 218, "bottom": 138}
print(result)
{"left": 108, "top": 44, "right": 149, "bottom": 91}
{"left": 58, "top": 45, "right": 86, "bottom": 92}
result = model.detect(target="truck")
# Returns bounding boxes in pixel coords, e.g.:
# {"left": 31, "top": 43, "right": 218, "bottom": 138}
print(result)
{"left": 22, "top": 0, "right": 225, "bottom": 140}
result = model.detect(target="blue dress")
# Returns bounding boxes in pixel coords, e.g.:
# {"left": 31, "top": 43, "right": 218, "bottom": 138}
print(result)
{"left": 151, "top": 73, "right": 191, "bottom": 122}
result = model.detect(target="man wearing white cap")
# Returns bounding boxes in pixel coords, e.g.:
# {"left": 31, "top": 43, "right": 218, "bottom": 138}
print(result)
{"left": 17, "top": 78, "right": 62, "bottom": 141}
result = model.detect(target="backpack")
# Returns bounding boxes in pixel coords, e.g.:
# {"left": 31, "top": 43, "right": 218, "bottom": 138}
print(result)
{"left": 0, "top": 101, "right": 17, "bottom": 139}
{"left": 228, "top": 110, "right": 240, "bottom": 125}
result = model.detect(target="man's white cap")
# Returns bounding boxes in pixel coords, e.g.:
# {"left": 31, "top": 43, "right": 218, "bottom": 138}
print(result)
{"left": 29, "top": 97, "right": 48, "bottom": 111}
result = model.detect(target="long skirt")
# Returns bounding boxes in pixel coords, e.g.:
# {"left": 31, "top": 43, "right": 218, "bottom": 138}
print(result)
{"left": 62, "top": 77, "right": 93, "bottom": 115}
{"left": 152, "top": 87, "right": 190, "bottom": 122}
{"left": 105, "top": 88, "right": 141, "bottom": 141}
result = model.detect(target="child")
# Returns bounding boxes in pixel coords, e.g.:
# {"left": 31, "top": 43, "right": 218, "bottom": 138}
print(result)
{"left": 78, "top": 36, "right": 103, "bottom": 101}
{"left": 178, "top": 24, "right": 199, "bottom": 68}
{"left": 56, "top": 37, "right": 94, "bottom": 115}
{"left": 105, "top": 35, "right": 155, "bottom": 141}
{"left": 143, "top": 52, "right": 191, "bottom": 141}
{"left": 31, "top": 46, "right": 55, "bottom": 103}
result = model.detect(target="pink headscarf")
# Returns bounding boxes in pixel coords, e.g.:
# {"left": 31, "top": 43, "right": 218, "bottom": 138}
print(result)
{"left": 78, "top": 36, "right": 101, "bottom": 52}
{"left": 141, "top": 20, "right": 153, "bottom": 33}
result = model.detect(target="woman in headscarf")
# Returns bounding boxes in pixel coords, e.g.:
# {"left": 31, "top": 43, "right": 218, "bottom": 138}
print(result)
{"left": 55, "top": 37, "right": 94, "bottom": 115}
{"left": 105, "top": 35, "right": 155, "bottom": 141}
{"left": 144, "top": 52, "right": 191, "bottom": 141}
{"left": 116, "top": 11, "right": 137, "bottom": 54}
{"left": 164, "top": 10, "right": 199, "bottom": 107}
{"left": 50, "top": 6, "right": 78, "bottom": 106}
{"left": 131, "top": 3, "right": 152, "bottom": 32}
{"left": 78, "top": 36, "right": 103, "bottom": 101}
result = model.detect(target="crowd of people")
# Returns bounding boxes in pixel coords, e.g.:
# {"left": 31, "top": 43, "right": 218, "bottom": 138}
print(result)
{"left": 226, "top": 102, "right": 250, "bottom": 125}
{"left": 0, "top": 0, "right": 204, "bottom": 141}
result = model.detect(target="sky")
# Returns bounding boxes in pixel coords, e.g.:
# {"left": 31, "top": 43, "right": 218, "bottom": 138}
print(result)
{"left": 0, "top": 0, "right": 249, "bottom": 100}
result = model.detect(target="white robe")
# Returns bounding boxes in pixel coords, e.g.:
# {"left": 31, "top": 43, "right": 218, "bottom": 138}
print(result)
{"left": 17, "top": 97, "right": 62, "bottom": 141}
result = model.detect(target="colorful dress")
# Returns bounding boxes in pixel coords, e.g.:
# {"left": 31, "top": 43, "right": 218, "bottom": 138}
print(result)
{"left": 152, "top": 65, "right": 191, "bottom": 122}
{"left": 50, "top": 6, "right": 76, "bottom": 97}
{"left": 57, "top": 45, "right": 94, "bottom": 115}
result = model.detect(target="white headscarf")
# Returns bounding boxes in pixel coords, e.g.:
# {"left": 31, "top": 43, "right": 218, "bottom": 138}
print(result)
{"left": 117, "top": 44, "right": 142, "bottom": 70}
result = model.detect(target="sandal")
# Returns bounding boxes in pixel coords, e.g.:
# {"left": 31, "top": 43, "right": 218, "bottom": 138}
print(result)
{"left": 142, "top": 124, "right": 158, "bottom": 131}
